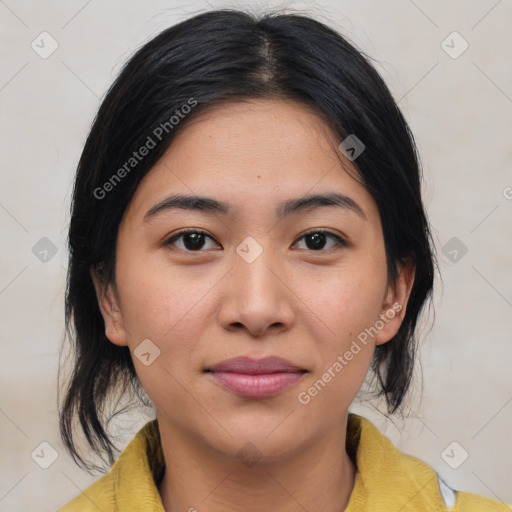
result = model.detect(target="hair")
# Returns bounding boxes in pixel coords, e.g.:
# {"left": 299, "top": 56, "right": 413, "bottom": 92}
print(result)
{"left": 59, "top": 8, "right": 436, "bottom": 471}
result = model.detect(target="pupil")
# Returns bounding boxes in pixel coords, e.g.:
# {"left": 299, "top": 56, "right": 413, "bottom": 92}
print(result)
{"left": 184, "top": 233, "right": 205, "bottom": 250}
{"left": 307, "top": 233, "right": 325, "bottom": 250}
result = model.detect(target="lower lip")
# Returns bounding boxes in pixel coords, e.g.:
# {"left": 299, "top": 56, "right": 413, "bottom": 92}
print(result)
{"left": 209, "top": 371, "right": 304, "bottom": 397}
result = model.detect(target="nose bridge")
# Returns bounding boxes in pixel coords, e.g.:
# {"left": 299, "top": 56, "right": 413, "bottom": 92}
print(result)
{"left": 235, "top": 243, "right": 278, "bottom": 299}
{"left": 218, "top": 239, "right": 294, "bottom": 335}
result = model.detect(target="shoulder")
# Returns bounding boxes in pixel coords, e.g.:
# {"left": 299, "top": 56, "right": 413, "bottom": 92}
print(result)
{"left": 348, "top": 414, "right": 511, "bottom": 511}
{"left": 57, "top": 473, "right": 115, "bottom": 512}
{"left": 57, "top": 419, "right": 164, "bottom": 512}
{"left": 437, "top": 472, "right": 510, "bottom": 511}
{"left": 387, "top": 445, "right": 509, "bottom": 511}
{"left": 453, "top": 490, "right": 511, "bottom": 511}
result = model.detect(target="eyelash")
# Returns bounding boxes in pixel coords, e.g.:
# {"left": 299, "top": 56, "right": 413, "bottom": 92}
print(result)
{"left": 163, "top": 227, "right": 348, "bottom": 253}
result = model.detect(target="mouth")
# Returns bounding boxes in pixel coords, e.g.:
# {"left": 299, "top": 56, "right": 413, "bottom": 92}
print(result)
{"left": 204, "top": 356, "right": 308, "bottom": 398}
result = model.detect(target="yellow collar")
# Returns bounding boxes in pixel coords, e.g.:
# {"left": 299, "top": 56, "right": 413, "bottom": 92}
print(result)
{"left": 59, "top": 414, "right": 465, "bottom": 511}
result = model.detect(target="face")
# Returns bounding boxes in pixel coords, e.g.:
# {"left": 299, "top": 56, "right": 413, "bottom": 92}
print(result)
{"left": 93, "top": 98, "right": 414, "bottom": 461}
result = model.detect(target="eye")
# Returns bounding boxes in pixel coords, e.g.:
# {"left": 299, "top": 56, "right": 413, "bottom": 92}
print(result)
{"left": 163, "top": 228, "right": 347, "bottom": 253}
{"left": 163, "top": 228, "right": 221, "bottom": 252}
{"left": 292, "top": 228, "right": 347, "bottom": 251}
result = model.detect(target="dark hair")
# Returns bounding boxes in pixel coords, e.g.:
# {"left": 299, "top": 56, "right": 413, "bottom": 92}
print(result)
{"left": 59, "top": 8, "right": 436, "bottom": 471}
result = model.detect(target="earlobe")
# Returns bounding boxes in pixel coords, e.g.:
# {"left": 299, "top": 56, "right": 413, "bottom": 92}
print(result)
{"left": 374, "top": 262, "right": 416, "bottom": 346}
{"left": 89, "top": 268, "right": 128, "bottom": 346}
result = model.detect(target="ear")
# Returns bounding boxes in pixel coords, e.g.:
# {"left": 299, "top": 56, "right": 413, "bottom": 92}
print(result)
{"left": 374, "top": 260, "right": 416, "bottom": 346}
{"left": 90, "top": 267, "right": 129, "bottom": 346}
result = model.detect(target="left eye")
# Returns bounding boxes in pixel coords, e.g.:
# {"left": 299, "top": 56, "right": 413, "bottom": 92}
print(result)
{"left": 292, "top": 229, "right": 346, "bottom": 251}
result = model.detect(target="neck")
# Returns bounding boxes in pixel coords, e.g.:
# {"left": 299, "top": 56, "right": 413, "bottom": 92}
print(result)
{"left": 157, "top": 414, "right": 357, "bottom": 512}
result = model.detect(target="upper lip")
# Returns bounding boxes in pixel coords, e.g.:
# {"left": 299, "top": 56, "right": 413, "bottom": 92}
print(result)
{"left": 205, "top": 356, "right": 306, "bottom": 375}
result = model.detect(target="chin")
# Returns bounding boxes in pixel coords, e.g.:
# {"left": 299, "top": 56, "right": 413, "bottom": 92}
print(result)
{"left": 207, "top": 421, "right": 312, "bottom": 464}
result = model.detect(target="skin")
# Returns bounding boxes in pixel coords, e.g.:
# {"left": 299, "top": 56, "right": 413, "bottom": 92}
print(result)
{"left": 92, "top": 98, "right": 415, "bottom": 512}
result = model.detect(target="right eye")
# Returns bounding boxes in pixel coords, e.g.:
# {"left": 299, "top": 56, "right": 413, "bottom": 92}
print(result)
{"left": 163, "top": 228, "right": 222, "bottom": 252}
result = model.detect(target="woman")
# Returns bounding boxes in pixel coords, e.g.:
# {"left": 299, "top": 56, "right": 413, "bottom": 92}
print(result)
{"left": 57, "top": 8, "right": 509, "bottom": 511}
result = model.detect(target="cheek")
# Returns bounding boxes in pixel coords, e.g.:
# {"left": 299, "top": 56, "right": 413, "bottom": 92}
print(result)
{"left": 292, "top": 262, "right": 388, "bottom": 340}
{"left": 115, "top": 254, "right": 222, "bottom": 393}
{"left": 115, "top": 259, "right": 215, "bottom": 407}
{"left": 116, "top": 251, "right": 210, "bottom": 339}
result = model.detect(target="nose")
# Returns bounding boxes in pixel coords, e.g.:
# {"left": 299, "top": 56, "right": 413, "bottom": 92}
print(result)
{"left": 218, "top": 245, "right": 295, "bottom": 337}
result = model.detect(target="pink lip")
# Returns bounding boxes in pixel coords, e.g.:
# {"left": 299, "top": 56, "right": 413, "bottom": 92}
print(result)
{"left": 205, "top": 357, "right": 307, "bottom": 398}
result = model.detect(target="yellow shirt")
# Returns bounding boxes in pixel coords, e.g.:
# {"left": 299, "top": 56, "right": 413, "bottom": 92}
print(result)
{"left": 58, "top": 414, "right": 510, "bottom": 511}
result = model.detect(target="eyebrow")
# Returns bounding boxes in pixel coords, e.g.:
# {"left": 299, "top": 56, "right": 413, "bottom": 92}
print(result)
{"left": 143, "top": 192, "right": 366, "bottom": 222}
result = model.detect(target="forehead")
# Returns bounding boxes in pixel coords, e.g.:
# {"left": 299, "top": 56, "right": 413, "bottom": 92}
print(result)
{"left": 169, "top": 98, "right": 341, "bottom": 174}
{"left": 123, "top": 98, "right": 378, "bottom": 224}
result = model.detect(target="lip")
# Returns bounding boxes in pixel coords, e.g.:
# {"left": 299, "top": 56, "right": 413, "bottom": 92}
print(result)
{"left": 205, "top": 356, "right": 308, "bottom": 398}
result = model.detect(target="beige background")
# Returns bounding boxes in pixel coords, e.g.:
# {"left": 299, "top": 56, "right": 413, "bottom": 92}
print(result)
{"left": 1, "top": 0, "right": 511, "bottom": 509}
